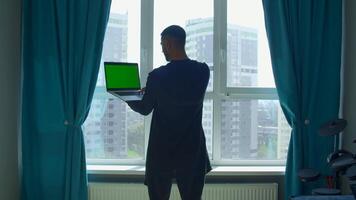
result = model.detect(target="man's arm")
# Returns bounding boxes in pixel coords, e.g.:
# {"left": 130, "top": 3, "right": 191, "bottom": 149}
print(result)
{"left": 127, "top": 72, "right": 156, "bottom": 116}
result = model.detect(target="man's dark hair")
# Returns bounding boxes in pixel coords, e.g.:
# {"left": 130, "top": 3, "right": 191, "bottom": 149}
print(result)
{"left": 161, "top": 25, "right": 186, "bottom": 48}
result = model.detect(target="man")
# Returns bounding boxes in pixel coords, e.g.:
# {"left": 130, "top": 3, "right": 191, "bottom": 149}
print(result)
{"left": 127, "top": 25, "right": 211, "bottom": 200}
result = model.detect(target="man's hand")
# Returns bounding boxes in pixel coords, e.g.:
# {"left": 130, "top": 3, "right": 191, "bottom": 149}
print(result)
{"left": 140, "top": 87, "right": 146, "bottom": 95}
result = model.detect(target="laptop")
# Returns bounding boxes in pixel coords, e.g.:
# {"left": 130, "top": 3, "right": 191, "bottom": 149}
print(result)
{"left": 104, "top": 62, "right": 143, "bottom": 101}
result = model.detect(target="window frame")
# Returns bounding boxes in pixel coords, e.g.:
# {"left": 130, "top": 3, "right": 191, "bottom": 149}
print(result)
{"left": 86, "top": 0, "right": 288, "bottom": 167}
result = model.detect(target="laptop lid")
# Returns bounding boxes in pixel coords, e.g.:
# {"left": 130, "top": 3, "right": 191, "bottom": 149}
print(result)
{"left": 104, "top": 62, "right": 141, "bottom": 91}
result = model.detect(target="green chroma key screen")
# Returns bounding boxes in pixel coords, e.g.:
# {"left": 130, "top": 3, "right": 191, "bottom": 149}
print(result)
{"left": 105, "top": 63, "right": 140, "bottom": 89}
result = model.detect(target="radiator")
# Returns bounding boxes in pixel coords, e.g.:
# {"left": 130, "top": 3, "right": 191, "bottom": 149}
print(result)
{"left": 88, "top": 183, "right": 278, "bottom": 200}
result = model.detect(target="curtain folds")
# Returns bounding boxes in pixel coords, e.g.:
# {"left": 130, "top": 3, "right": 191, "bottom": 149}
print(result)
{"left": 262, "top": 0, "right": 342, "bottom": 199}
{"left": 22, "top": 0, "right": 111, "bottom": 199}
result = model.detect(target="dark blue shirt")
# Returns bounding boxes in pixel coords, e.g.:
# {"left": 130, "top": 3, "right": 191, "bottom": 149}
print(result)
{"left": 128, "top": 59, "right": 212, "bottom": 182}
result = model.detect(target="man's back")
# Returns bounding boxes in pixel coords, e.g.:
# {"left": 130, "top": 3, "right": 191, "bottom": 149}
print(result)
{"left": 128, "top": 59, "right": 211, "bottom": 173}
{"left": 148, "top": 59, "right": 210, "bottom": 171}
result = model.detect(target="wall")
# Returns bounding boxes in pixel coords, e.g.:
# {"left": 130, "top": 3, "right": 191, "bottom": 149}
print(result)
{"left": 342, "top": 0, "right": 356, "bottom": 194}
{"left": 343, "top": 0, "right": 356, "bottom": 151}
{"left": 0, "top": 0, "right": 22, "bottom": 198}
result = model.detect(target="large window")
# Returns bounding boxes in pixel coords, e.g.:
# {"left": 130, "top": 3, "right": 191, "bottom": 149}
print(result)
{"left": 84, "top": 0, "right": 291, "bottom": 166}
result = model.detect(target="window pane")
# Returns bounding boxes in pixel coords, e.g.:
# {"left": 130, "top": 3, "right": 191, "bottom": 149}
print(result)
{"left": 220, "top": 99, "right": 291, "bottom": 160}
{"left": 84, "top": 97, "right": 144, "bottom": 159}
{"left": 203, "top": 100, "right": 213, "bottom": 158}
{"left": 227, "top": 0, "right": 275, "bottom": 87}
{"left": 83, "top": 0, "right": 144, "bottom": 160}
{"left": 154, "top": 0, "right": 213, "bottom": 92}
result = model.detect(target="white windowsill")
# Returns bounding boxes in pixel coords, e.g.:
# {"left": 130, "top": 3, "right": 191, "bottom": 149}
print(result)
{"left": 87, "top": 165, "right": 285, "bottom": 176}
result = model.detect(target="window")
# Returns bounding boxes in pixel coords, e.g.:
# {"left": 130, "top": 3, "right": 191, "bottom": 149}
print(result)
{"left": 83, "top": 0, "right": 145, "bottom": 162}
{"left": 219, "top": 0, "right": 291, "bottom": 164}
{"left": 227, "top": 0, "right": 274, "bottom": 88}
{"left": 221, "top": 99, "right": 289, "bottom": 161}
{"left": 83, "top": 0, "right": 291, "bottom": 166}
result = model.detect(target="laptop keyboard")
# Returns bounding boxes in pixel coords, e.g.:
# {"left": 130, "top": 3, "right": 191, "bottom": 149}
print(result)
{"left": 115, "top": 91, "right": 141, "bottom": 95}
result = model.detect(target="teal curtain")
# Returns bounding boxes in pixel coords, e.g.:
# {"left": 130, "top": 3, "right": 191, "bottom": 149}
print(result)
{"left": 262, "top": 0, "right": 342, "bottom": 199}
{"left": 22, "top": 0, "right": 111, "bottom": 199}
